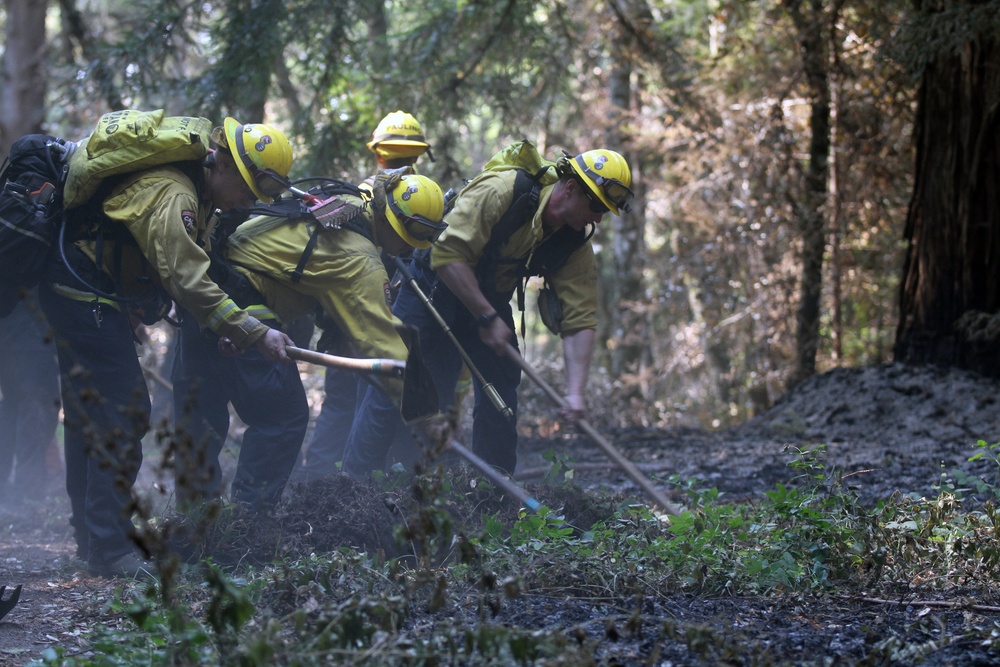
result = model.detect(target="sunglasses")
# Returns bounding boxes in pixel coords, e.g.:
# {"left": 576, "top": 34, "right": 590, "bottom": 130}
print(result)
{"left": 386, "top": 187, "right": 448, "bottom": 243}
{"left": 574, "top": 156, "right": 634, "bottom": 213}
{"left": 578, "top": 180, "right": 610, "bottom": 214}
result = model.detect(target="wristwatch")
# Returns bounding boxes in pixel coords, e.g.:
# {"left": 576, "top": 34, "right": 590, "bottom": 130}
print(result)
{"left": 477, "top": 311, "right": 499, "bottom": 328}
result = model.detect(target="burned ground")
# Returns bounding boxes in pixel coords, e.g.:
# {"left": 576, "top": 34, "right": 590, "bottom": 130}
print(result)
{"left": 2, "top": 362, "right": 1000, "bottom": 665}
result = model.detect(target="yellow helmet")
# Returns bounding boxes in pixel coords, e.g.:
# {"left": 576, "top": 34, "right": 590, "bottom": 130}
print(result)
{"left": 367, "top": 110, "right": 432, "bottom": 161}
{"left": 384, "top": 173, "right": 446, "bottom": 249}
{"left": 568, "top": 149, "right": 634, "bottom": 214}
{"left": 221, "top": 117, "right": 293, "bottom": 203}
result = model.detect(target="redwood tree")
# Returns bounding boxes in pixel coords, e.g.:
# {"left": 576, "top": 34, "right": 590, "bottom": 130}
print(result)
{"left": 895, "top": 1, "right": 1000, "bottom": 373}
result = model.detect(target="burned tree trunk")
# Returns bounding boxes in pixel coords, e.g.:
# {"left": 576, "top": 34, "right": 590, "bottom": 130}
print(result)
{"left": 895, "top": 8, "right": 1000, "bottom": 374}
{"left": 602, "top": 1, "right": 651, "bottom": 392}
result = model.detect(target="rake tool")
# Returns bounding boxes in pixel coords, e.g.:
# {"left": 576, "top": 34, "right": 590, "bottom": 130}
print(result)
{"left": 444, "top": 436, "right": 542, "bottom": 513}
{"left": 392, "top": 257, "right": 513, "bottom": 419}
{"left": 504, "top": 343, "right": 684, "bottom": 517}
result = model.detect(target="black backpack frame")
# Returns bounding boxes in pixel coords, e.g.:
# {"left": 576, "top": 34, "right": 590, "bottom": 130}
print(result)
{"left": 0, "top": 135, "right": 72, "bottom": 316}
{"left": 53, "top": 160, "right": 207, "bottom": 326}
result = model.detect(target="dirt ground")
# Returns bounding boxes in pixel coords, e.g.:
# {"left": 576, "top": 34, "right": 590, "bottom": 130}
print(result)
{"left": 2, "top": 361, "right": 1000, "bottom": 665}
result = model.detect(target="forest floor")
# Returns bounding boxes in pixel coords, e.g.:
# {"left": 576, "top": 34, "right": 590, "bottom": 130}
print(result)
{"left": 2, "top": 362, "right": 1000, "bottom": 665}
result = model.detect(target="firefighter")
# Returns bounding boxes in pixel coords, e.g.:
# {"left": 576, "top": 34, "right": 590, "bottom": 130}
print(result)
{"left": 169, "top": 120, "right": 308, "bottom": 514}
{"left": 172, "top": 172, "right": 446, "bottom": 500}
{"left": 298, "top": 111, "right": 433, "bottom": 480}
{"left": 39, "top": 117, "right": 295, "bottom": 578}
{"left": 367, "top": 110, "right": 435, "bottom": 167}
{"left": 344, "top": 148, "right": 633, "bottom": 477}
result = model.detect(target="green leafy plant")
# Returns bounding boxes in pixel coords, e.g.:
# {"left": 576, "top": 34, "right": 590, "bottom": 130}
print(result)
{"left": 955, "top": 439, "right": 1000, "bottom": 498}
{"left": 30, "top": 447, "right": 1000, "bottom": 666}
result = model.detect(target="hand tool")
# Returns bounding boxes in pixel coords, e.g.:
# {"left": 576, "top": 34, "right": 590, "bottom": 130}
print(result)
{"left": 286, "top": 346, "right": 405, "bottom": 377}
{"left": 504, "top": 343, "right": 684, "bottom": 517}
{"left": 0, "top": 585, "right": 22, "bottom": 622}
{"left": 447, "top": 437, "right": 542, "bottom": 513}
{"left": 392, "top": 256, "right": 513, "bottom": 419}
{"left": 286, "top": 339, "right": 438, "bottom": 423}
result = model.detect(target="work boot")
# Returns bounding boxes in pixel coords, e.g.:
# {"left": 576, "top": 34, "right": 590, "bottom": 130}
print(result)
{"left": 73, "top": 535, "right": 89, "bottom": 562}
{"left": 89, "top": 552, "right": 156, "bottom": 579}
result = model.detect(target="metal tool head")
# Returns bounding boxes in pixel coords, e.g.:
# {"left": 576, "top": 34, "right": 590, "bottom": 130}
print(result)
{"left": 398, "top": 325, "right": 440, "bottom": 423}
{"left": 0, "top": 584, "right": 22, "bottom": 622}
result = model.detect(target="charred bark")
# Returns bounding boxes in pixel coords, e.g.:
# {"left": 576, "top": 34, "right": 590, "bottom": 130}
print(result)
{"left": 895, "top": 12, "right": 1000, "bottom": 375}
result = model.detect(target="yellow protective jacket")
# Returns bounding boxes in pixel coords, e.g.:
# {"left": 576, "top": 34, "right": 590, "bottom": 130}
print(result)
{"left": 431, "top": 169, "right": 598, "bottom": 334}
{"left": 70, "top": 164, "right": 268, "bottom": 348}
{"left": 224, "top": 197, "right": 407, "bottom": 401}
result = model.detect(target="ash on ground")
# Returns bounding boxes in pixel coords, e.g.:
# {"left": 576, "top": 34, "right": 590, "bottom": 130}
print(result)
{"left": 516, "top": 362, "right": 1000, "bottom": 506}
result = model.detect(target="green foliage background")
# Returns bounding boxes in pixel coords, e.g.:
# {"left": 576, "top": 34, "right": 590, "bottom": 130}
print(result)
{"left": 3, "top": 0, "right": 933, "bottom": 427}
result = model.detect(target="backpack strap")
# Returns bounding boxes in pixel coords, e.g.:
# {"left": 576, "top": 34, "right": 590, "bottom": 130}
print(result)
{"left": 232, "top": 180, "right": 373, "bottom": 285}
{"left": 512, "top": 222, "right": 593, "bottom": 333}
{"left": 290, "top": 198, "right": 372, "bottom": 285}
{"left": 474, "top": 168, "right": 547, "bottom": 298}
{"left": 474, "top": 168, "right": 594, "bottom": 337}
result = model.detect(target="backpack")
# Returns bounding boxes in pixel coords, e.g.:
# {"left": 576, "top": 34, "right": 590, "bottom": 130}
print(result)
{"left": 63, "top": 109, "right": 213, "bottom": 210}
{"left": 0, "top": 109, "right": 213, "bottom": 316}
{"left": 0, "top": 134, "right": 74, "bottom": 316}
{"left": 480, "top": 139, "right": 560, "bottom": 183}
{"left": 471, "top": 140, "right": 593, "bottom": 334}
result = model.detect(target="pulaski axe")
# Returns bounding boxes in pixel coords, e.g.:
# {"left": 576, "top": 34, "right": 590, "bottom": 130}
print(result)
{"left": 286, "top": 332, "right": 439, "bottom": 423}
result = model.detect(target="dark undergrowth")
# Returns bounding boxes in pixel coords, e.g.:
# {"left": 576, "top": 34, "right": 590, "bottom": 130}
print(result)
{"left": 30, "top": 441, "right": 1000, "bottom": 666}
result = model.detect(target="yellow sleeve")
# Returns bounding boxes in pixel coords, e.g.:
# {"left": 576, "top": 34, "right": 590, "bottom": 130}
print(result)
{"left": 430, "top": 171, "right": 513, "bottom": 270}
{"left": 103, "top": 168, "right": 268, "bottom": 348}
{"left": 548, "top": 240, "right": 599, "bottom": 334}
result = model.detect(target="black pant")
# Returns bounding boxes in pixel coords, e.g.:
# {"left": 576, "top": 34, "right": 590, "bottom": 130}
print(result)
{"left": 0, "top": 289, "right": 60, "bottom": 500}
{"left": 171, "top": 310, "right": 308, "bottom": 511}
{"left": 39, "top": 282, "right": 147, "bottom": 563}
{"left": 345, "top": 259, "right": 520, "bottom": 476}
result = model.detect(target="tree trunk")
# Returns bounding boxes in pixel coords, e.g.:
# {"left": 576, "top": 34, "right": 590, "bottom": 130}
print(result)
{"left": 786, "top": 0, "right": 834, "bottom": 386}
{"left": 895, "top": 10, "right": 1000, "bottom": 373}
{"left": 828, "top": 17, "right": 844, "bottom": 362}
{"left": 364, "top": 1, "right": 389, "bottom": 75}
{"left": 214, "top": 0, "right": 285, "bottom": 121}
{"left": 0, "top": 0, "right": 48, "bottom": 155}
{"left": 54, "top": 0, "right": 124, "bottom": 112}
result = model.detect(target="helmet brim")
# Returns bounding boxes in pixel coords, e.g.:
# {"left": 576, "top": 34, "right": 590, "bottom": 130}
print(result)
{"left": 224, "top": 117, "right": 274, "bottom": 203}
{"left": 385, "top": 206, "right": 433, "bottom": 249}
{"left": 568, "top": 159, "right": 619, "bottom": 214}
{"left": 368, "top": 139, "right": 431, "bottom": 157}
